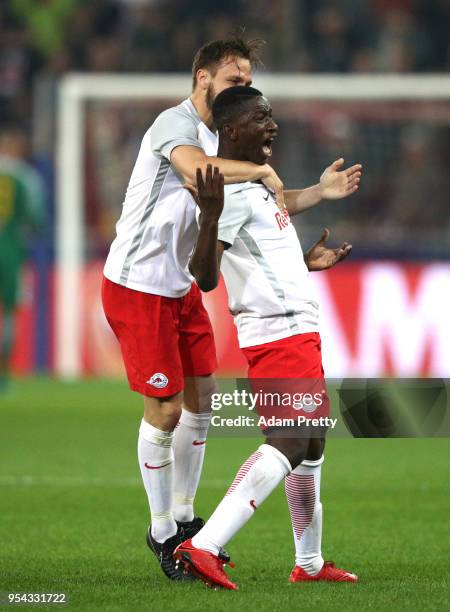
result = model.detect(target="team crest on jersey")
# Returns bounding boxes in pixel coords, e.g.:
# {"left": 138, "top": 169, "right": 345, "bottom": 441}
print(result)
{"left": 147, "top": 373, "right": 169, "bottom": 389}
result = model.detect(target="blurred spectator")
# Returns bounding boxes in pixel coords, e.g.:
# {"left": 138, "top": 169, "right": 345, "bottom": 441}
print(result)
{"left": 0, "top": 14, "right": 41, "bottom": 123}
{"left": 389, "top": 126, "right": 448, "bottom": 229}
{"left": 125, "top": 4, "right": 171, "bottom": 71}
{"left": 9, "top": 0, "right": 78, "bottom": 59}
{"left": 0, "top": 126, "right": 46, "bottom": 391}
{"left": 373, "top": 9, "right": 427, "bottom": 72}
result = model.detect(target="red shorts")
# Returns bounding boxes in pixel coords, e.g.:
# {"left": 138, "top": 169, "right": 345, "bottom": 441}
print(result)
{"left": 242, "top": 332, "right": 328, "bottom": 424}
{"left": 243, "top": 332, "right": 324, "bottom": 379}
{"left": 101, "top": 277, "right": 217, "bottom": 397}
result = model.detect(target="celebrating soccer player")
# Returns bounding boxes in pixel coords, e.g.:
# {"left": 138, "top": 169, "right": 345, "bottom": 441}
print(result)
{"left": 174, "top": 87, "right": 361, "bottom": 589}
{"left": 102, "top": 37, "right": 361, "bottom": 581}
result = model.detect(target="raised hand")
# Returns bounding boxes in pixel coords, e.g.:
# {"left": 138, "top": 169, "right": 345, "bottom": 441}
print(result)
{"left": 319, "top": 158, "right": 362, "bottom": 200}
{"left": 305, "top": 228, "right": 352, "bottom": 271}
{"left": 187, "top": 165, "right": 224, "bottom": 292}
{"left": 185, "top": 164, "right": 224, "bottom": 221}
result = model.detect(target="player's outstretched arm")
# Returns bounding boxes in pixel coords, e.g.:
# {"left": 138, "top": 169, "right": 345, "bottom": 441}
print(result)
{"left": 171, "top": 145, "right": 285, "bottom": 208}
{"left": 304, "top": 228, "right": 352, "bottom": 272}
{"left": 188, "top": 165, "right": 226, "bottom": 292}
{"left": 285, "top": 158, "right": 362, "bottom": 216}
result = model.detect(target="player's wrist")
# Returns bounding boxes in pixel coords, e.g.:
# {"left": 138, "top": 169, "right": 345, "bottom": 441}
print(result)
{"left": 254, "top": 163, "right": 272, "bottom": 180}
{"left": 313, "top": 183, "right": 325, "bottom": 200}
{"left": 199, "top": 214, "right": 220, "bottom": 227}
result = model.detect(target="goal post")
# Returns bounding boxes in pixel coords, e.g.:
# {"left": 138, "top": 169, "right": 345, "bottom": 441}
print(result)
{"left": 56, "top": 74, "right": 450, "bottom": 378}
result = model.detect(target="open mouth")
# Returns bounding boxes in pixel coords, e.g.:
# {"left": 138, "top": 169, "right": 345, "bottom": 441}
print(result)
{"left": 262, "top": 137, "right": 274, "bottom": 157}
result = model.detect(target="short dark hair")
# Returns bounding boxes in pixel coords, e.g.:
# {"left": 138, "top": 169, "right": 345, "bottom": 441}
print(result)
{"left": 212, "top": 86, "right": 263, "bottom": 132}
{"left": 192, "top": 36, "right": 264, "bottom": 89}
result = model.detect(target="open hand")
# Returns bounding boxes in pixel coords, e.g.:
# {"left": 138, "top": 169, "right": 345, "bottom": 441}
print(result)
{"left": 185, "top": 164, "right": 224, "bottom": 221}
{"left": 305, "top": 228, "right": 352, "bottom": 271}
{"left": 319, "top": 158, "right": 362, "bottom": 200}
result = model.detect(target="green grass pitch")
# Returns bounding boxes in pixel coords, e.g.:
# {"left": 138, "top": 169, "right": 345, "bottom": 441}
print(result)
{"left": 1, "top": 378, "right": 448, "bottom": 611}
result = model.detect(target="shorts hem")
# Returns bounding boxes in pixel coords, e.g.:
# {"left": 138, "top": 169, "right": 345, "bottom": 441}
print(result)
{"left": 129, "top": 381, "right": 184, "bottom": 398}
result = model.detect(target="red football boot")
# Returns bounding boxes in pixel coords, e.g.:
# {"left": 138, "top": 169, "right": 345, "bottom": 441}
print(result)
{"left": 173, "top": 538, "right": 238, "bottom": 590}
{"left": 289, "top": 561, "right": 358, "bottom": 583}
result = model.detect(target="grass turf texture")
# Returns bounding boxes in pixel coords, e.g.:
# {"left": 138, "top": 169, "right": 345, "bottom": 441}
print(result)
{"left": 1, "top": 378, "right": 448, "bottom": 611}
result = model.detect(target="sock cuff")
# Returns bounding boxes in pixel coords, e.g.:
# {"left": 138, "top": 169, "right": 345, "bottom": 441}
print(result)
{"left": 178, "top": 407, "right": 212, "bottom": 429}
{"left": 258, "top": 443, "right": 292, "bottom": 475}
{"left": 291, "top": 454, "right": 324, "bottom": 474}
{"left": 139, "top": 419, "right": 174, "bottom": 446}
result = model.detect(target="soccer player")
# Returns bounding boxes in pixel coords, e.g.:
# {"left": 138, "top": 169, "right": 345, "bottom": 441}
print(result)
{"left": 102, "top": 37, "right": 361, "bottom": 581}
{"left": 0, "top": 127, "right": 45, "bottom": 392}
{"left": 174, "top": 87, "right": 361, "bottom": 589}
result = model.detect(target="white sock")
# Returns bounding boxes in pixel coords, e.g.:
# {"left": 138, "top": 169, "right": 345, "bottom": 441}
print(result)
{"left": 137, "top": 419, "right": 177, "bottom": 543}
{"left": 192, "top": 444, "right": 291, "bottom": 555}
{"left": 172, "top": 408, "right": 212, "bottom": 522}
{"left": 285, "top": 456, "right": 324, "bottom": 575}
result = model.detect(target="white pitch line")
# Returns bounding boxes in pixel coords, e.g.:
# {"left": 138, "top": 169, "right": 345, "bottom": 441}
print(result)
{"left": 0, "top": 475, "right": 228, "bottom": 488}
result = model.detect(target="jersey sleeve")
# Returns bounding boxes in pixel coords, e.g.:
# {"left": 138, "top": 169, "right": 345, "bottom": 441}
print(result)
{"left": 151, "top": 107, "right": 202, "bottom": 160}
{"left": 218, "top": 188, "right": 252, "bottom": 248}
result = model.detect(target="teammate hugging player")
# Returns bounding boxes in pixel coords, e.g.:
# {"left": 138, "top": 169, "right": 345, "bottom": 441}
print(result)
{"left": 174, "top": 87, "right": 361, "bottom": 589}
{"left": 102, "top": 36, "right": 361, "bottom": 583}
{"left": 102, "top": 37, "right": 283, "bottom": 581}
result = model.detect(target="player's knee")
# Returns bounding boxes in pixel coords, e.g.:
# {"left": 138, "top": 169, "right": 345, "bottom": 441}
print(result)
{"left": 305, "top": 437, "right": 325, "bottom": 461}
{"left": 184, "top": 374, "right": 217, "bottom": 414}
{"left": 287, "top": 441, "right": 311, "bottom": 469}
{"left": 143, "top": 393, "right": 183, "bottom": 431}
{"left": 159, "top": 401, "right": 182, "bottom": 423}
{"left": 265, "top": 435, "right": 310, "bottom": 470}
{"left": 198, "top": 374, "right": 217, "bottom": 412}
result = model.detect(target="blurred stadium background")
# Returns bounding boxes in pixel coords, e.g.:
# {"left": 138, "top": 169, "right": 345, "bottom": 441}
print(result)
{"left": 1, "top": 0, "right": 449, "bottom": 380}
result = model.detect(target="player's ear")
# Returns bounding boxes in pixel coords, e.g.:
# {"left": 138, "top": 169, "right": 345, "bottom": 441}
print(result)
{"left": 224, "top": 124, "right": 238, "bottom": 141}
{"left": 195, "top": 68, "right": 211, "bottom": 91}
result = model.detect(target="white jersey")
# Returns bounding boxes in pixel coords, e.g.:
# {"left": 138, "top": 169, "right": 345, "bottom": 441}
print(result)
{"left": 104, "top": 98, "right": 218, "bottom": 297}
{"left": 218, "top": 182, "right": 320, "bottom": 348}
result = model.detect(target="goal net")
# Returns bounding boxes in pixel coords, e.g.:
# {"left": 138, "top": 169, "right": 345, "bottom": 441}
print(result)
{"left": 56, "top": 74, "right": 450, "bottom": 379}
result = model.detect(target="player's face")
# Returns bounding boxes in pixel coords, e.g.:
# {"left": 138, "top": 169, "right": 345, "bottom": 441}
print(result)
{"left": 206, "top": 56, "right": 252, "bottom": 110}
{"left": 236, "top": 97, "right": 278, "bottom": 165}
